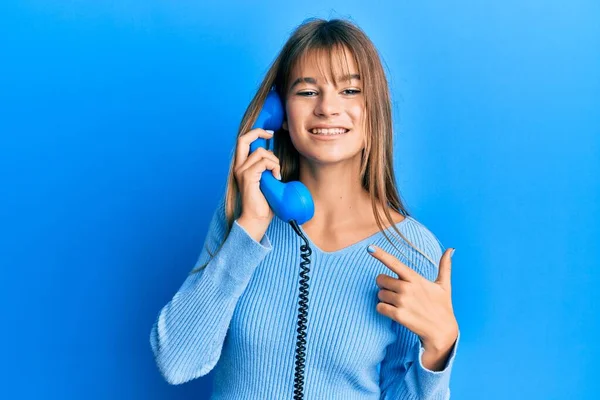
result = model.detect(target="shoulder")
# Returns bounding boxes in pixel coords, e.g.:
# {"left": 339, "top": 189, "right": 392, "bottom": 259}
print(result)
{"left": 393, "top": 215, "right": 446, "bottom": 281}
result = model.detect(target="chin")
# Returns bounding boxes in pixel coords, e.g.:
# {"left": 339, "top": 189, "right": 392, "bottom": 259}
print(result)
{"left": 300, "top": 149, "right": 363, "bottom": 166}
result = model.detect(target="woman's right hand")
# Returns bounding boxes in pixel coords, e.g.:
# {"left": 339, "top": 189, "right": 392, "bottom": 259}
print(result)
{"left": 234, "top": 128, "right": 281, "bottom": 229}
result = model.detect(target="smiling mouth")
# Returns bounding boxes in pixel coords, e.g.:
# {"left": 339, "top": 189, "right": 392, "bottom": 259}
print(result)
{"left": 309, "top": 128, "right": 350, "bottom": 136}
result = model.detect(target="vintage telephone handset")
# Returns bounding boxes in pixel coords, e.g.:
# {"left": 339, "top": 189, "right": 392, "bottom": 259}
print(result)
{"left": 248, "top": 88, "right": 315, "bottom": 399}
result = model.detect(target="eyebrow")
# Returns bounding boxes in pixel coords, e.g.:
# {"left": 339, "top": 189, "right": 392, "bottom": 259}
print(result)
{"left": 290, "top": 73, "right": 361, "bottom": 90}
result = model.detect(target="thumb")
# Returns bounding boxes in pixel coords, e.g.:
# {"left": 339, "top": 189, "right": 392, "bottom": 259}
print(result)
{"left": 435, "top": 248, "right": 455, "bottom": 291}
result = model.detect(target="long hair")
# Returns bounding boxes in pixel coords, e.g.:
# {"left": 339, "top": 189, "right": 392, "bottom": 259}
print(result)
{"left": 190, "top": 17, "right": 437, "bottom": 274}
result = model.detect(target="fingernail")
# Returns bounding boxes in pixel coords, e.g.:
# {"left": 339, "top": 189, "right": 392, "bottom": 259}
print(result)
{"left": 450, "top": 248, "right": 456, "bottom": 258}
{"left": 265, "top": 129, "right": 274, "bottom": 135}
{"left": 367, "top": 245, "right": 376, "bottom": 254}
{"left": 276, "top": 172, "right": 282, "bottom": 180}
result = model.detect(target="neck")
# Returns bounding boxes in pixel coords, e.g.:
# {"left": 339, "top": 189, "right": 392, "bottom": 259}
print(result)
{"left": 298, "top": 154, "right": 372, "bottom": 228}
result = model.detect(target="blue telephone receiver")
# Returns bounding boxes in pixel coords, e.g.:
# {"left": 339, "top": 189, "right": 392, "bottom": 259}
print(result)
{"left": 249, "top": 89, "right": 315, "bottom": 225}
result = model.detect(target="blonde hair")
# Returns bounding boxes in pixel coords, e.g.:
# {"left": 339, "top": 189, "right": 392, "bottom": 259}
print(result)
{"left": 191, "top": 17, "right": 438, "bottom": 274}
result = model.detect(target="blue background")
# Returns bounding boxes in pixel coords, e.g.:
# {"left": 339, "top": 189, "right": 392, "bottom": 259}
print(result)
{"left": 1, "top": 1, "right": 598, "bottom": 399}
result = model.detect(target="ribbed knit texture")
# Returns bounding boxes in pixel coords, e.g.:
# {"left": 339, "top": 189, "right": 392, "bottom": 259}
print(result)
{"left": 150, "top": 195, "right": 460, "bottom": 399}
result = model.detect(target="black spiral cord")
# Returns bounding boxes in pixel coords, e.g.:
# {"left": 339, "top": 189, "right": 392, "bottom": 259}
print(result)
{"left": 288, "top": 219, "right": 313, "bottom": 400}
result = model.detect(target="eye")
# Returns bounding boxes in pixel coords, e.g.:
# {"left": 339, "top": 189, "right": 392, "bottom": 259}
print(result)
{"left": 297, "top": 89, "right": 361, "bottom": 96}
{"left": 297, "top": 91, "right": 317, "bottom": 97}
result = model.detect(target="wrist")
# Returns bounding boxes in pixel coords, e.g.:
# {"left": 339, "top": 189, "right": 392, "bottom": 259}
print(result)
{"left": 236, "top": 215, "right": 270, "bottom": 243}
{"left": 422, "top": 324, "right": 459, "bottom": 353}
{"left": 420, "top": 344, "right": 454, "bottom": 371}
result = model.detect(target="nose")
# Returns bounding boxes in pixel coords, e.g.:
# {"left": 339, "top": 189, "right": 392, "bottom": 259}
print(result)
{"left": 314, "top": 90, "right": 341, "bottom": 117}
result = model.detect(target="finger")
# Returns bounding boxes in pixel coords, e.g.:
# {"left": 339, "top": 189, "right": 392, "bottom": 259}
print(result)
{"left": 367, "top": 245, "right": 418, "bottom": 282}
{"left": 241, "top": 159, "right": 281, "bottom": 182}
{"left": 234, "top": 129, "right": 274, "bottom": 170}
{"left": 377, "top": 288, "right": 402, "bottom": 307}
{"left": 235, "top": 148, "right": 280, "bottom": 179}
{"left": 376, "top": 302, "right": 411, "bottom": 326}
{"left": 375, "top": 273, "right": 404, "bottom": 292}
{"left": 239, "top": 147, "right": 279, "bottom": 171}
{"left": 235, "top": 129, "right": 274, "bottom": 170}
{"left": 435, "top": 248, "right": 454, "bottom": 291}
{"left": 376, "top": 302, "right": 418, "bottom": 330}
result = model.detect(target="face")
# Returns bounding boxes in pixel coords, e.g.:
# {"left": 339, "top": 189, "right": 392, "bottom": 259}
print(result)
{"left": 282, "top": 46, "right": 366, "bottom": 166}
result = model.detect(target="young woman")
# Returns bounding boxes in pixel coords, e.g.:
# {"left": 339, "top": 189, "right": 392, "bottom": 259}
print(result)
{"left": 150, "top": 18, "right": 460, "bottom": 399}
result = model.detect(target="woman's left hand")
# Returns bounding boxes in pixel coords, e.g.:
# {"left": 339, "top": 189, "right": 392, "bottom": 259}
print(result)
{"left": 368, "top": 245, "right": 459, "bottom": 353}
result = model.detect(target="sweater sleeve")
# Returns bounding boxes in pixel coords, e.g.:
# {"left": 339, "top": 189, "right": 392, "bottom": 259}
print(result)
{"left": 149, "top": 196, "right": 273, "bottom": 385}
{"left": 379, "top": 324, "right": 460, "bottom": 399}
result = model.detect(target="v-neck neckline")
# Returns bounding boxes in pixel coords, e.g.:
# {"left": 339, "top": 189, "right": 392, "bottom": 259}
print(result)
{"left": 291, "top": 216, "right": 412, "bottom": 256}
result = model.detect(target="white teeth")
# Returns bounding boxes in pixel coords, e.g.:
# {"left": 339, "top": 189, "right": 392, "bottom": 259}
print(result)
{"left": 310, "top": 128, "right": 349, "bottom": 135}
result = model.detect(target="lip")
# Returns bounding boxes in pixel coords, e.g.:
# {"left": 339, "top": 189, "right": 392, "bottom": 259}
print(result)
{"left": 307, "top": 128, "right": 350, "bottom": 140}
{"left": 309, "top": 126, "right": 350, "bottom": 130}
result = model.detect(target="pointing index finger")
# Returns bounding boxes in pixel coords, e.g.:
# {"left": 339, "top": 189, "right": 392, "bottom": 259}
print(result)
{"left": 367, "top": 244, "right": 417, "bottom": 281}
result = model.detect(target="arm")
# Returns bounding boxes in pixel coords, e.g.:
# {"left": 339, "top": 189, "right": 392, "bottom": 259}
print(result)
{"left": 380, "top": 220, "right": 460, "bottom": 399}
{"left": 149, "top": 196, "right": 272, "bottom": 385}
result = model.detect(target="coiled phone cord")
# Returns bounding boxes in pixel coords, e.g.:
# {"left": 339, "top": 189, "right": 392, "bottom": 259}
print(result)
{"left": 289, "top": 219, "right": 313, "bottom": 400}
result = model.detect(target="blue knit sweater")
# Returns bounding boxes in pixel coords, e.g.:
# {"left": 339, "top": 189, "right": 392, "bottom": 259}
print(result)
{"left": 150, "top": 195, "right": 460, "bottom": 399}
